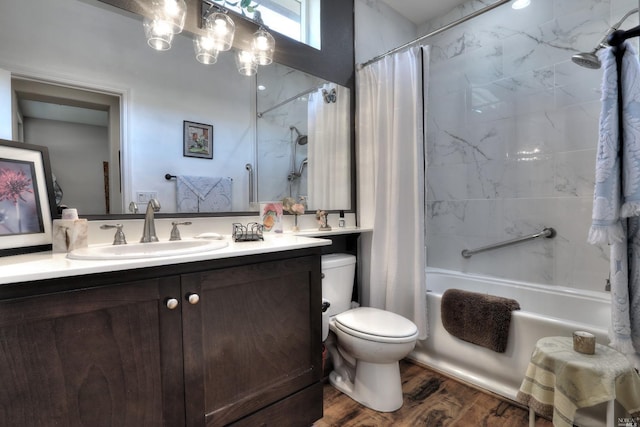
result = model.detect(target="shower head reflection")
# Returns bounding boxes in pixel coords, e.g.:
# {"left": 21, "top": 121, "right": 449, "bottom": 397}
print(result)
{"left": 290, "top": 126, "right": 308, "bottom": 145}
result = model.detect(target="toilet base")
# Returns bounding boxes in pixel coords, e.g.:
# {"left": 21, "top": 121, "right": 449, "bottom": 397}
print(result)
{"left": 329, "top": 360, "right": 403, "bottom": 412}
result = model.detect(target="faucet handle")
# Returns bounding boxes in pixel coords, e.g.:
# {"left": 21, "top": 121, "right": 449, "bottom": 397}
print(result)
{"left": 170, "top": 221, "right": 192, "bottom": 241}
{"left": 100, "top": 224, "right": 127, "bottom": 245}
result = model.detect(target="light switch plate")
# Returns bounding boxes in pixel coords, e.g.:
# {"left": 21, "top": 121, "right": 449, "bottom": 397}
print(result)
{"left": 136, "top": 191, "right": 158, "bottom": 204}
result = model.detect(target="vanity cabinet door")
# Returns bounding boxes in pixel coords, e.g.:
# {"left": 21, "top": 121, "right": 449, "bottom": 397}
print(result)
{"left": 181, "top": 255, "right": 323, "bottom": 427}
{"left": 0, "top": 276, "right": 184, "bottom": 427}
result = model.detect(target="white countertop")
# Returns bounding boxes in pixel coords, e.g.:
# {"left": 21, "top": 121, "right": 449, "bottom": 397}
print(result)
{"left": 293, "top": 226, "right": 370, "bottom": 237}
{"left": 0, "top": 234, "right": 332, "bottom": 285}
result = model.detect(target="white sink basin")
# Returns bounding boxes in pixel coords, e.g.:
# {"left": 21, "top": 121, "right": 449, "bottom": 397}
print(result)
{"left": 67, "top": 239, "right": 229, "bottom": 260}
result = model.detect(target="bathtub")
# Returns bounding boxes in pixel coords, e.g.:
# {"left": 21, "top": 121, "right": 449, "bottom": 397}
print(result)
{"left": 408, "top": 268, "right": 611, "bottom": 425}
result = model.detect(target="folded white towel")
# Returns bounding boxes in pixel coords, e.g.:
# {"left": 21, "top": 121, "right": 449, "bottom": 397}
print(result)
{"left": 176, "top": 175, "right": 232, "bottom": 213}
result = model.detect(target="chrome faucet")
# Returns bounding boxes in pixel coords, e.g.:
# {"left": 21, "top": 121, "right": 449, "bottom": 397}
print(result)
{"left": 140, "top": 198, "right": 160, "bottom": 243}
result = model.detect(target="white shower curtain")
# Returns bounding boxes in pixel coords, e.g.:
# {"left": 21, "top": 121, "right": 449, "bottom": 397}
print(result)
{"left": 357, "top": 45, "right": 429, "bottom": 340}
{"left": 307, "top": 83, "right": 351, "bottom": 209}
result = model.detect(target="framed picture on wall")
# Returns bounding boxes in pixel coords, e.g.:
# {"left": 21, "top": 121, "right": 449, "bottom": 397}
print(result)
{"left": 183, "top": 121, "right": 214, "bottom": 159}
{"left": 0, "top": 139, "right": 56, "bottom": 256}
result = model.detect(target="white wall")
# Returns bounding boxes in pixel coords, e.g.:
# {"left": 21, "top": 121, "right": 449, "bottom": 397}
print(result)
{"left": 0, "top": 0, "right": 255, "bottom": 212}
{"left": 24, "top": 118, "right": 108, "bottom": 215}
{"left": 354, "top": 0, "right": 417, "bottom": 64}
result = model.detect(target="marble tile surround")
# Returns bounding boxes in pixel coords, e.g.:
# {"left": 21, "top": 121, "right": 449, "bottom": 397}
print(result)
{"left": 356, "top": 0, "right": 639, "bottom": 293}
{"left": 424, "top": 0, "right": 638, "bottom": 293}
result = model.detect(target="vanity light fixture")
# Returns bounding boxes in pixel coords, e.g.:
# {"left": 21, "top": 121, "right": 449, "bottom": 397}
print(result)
{"left": 252, "top": 27, "right": 275, "bottom": 65}
{"left": 200, "top": 0, "right": 276, "bottom": 76}
{"left": 144, "top": 0, "right": 187, "bottom": 51}
{"left": 193, "top": 35, "right": 220, "bottom": 64}
{"left": 203, "top": 8, "right": 236, "bottom": 51}
{"left": 235, "top": 50, "right": 258, "bottom": 76}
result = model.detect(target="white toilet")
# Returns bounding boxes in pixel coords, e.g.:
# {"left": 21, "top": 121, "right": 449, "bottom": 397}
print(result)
{"left": 321, "top": 253, "right": 418, "bottom": 412}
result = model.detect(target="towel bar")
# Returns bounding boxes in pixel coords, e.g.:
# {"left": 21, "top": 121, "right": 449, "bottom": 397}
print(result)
{"left": 461, "top": 227, "right": 556, "bottom": 258}
{"left": 165, "top": 173, "right": 233, "bottom": 181}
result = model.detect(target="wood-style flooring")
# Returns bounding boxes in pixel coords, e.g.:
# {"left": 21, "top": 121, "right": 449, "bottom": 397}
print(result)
{"left": 315, "top": 360, "right": 553, "bottom": 427}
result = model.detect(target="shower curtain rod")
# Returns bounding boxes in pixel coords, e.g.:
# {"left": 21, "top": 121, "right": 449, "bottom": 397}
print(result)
{"left": 257, "top": 83, "right": 328, "bottom": 118}
{"left": 358, "top": 0, "right": 512, "bottom": 69}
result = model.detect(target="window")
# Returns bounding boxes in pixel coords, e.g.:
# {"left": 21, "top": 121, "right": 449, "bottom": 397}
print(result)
{"left": 215, "top": 0, "right": 320, "bottom": 49}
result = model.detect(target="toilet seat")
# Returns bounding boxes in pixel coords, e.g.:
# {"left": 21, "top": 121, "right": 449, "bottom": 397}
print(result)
{"left": 334, "top": 307, "right": 418, "bottom": 344}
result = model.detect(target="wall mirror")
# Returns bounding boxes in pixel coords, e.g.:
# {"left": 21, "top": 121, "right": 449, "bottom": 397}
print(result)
{"left": 1, "top": 0, "right": 353, "bottom": 217}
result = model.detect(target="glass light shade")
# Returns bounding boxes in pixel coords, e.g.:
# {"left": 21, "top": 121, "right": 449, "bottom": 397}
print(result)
{"left": 204, "top": 12, "right": 235, "bottom": 52}
{"left": 252, "top": 28, "right": 275, "bottom": 65}
{"left": 235, "top": 50, "right": 257, "bottom": 76}
{"left": 193, "top": 36, "right": 219, "bottom": 64}
{"left": 144, "top": 17, "right": 175, "bottom": 51}
{"left": 155, "top": 0, "right": 187, "bottom": 34}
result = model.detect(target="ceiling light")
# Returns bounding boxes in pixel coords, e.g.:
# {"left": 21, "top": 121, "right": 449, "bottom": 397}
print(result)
{"left": 511, "top": 0, "right": 530, "bottom": 10}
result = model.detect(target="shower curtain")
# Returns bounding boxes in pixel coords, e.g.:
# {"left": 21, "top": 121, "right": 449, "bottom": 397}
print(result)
{"left": 307, "top": 83, "right": 351, "bottom": 209}
{"left": 357, "top": 45, "right": 429, "bottom": 340}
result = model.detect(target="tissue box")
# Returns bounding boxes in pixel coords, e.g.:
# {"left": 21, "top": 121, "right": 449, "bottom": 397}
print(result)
{"left": 52, "top": 219, "right": 88, "bottom": 253}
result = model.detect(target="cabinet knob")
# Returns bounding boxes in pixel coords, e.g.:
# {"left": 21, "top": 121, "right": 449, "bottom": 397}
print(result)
{"left": 166, "top": 298, "right": 179, "bottom": 310}
{"left": 187, "top": 293, "right": 200, "bottom": 305}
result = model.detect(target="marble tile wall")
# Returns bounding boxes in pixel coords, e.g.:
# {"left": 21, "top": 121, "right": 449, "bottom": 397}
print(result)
{"left": 423, "top": 0, "right": 639, "bottom": 292}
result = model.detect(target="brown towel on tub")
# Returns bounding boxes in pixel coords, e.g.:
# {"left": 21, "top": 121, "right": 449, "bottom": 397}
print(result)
{"left": 441, "top": 288, "right": 520, "bottom": 353}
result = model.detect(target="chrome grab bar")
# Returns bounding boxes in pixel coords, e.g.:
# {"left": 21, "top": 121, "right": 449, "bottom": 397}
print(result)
{"left": 245, "top": 163, "right": 254, "bottom": 206}
{"left": 461, "top": 227, "right": 556, "bottom": 258}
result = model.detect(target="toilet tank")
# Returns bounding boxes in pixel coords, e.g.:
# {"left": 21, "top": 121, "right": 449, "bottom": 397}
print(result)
{"left": 321, "top": 253, "right": 356, "bottom": 317}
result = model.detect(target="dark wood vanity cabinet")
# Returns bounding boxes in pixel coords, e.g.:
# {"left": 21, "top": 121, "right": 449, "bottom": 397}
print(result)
{"left": 0, "top": 276, "right": 175, "bottom": 426}
{"left": 0, "top": 249, "right": 323, "bottom": 427}
{"left": 181, "top": 255, "right": 323, "bottom": 426}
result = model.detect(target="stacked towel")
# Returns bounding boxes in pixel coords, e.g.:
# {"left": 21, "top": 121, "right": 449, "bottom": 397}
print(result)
{"left": 441, "top": 289, "right": 520, "bottom": 353}
{"left": 177, "top": 175, "right": 232, "bottom": 213}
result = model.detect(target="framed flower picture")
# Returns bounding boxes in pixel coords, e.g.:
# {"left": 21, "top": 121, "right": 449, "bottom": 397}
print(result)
{"left": 0, "top": 139, "right": 56, "bottom": 256}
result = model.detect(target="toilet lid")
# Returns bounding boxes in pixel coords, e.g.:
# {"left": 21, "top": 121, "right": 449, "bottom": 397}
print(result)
{"left": 334, "top": 307, "right": 418, "bottom": 341}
